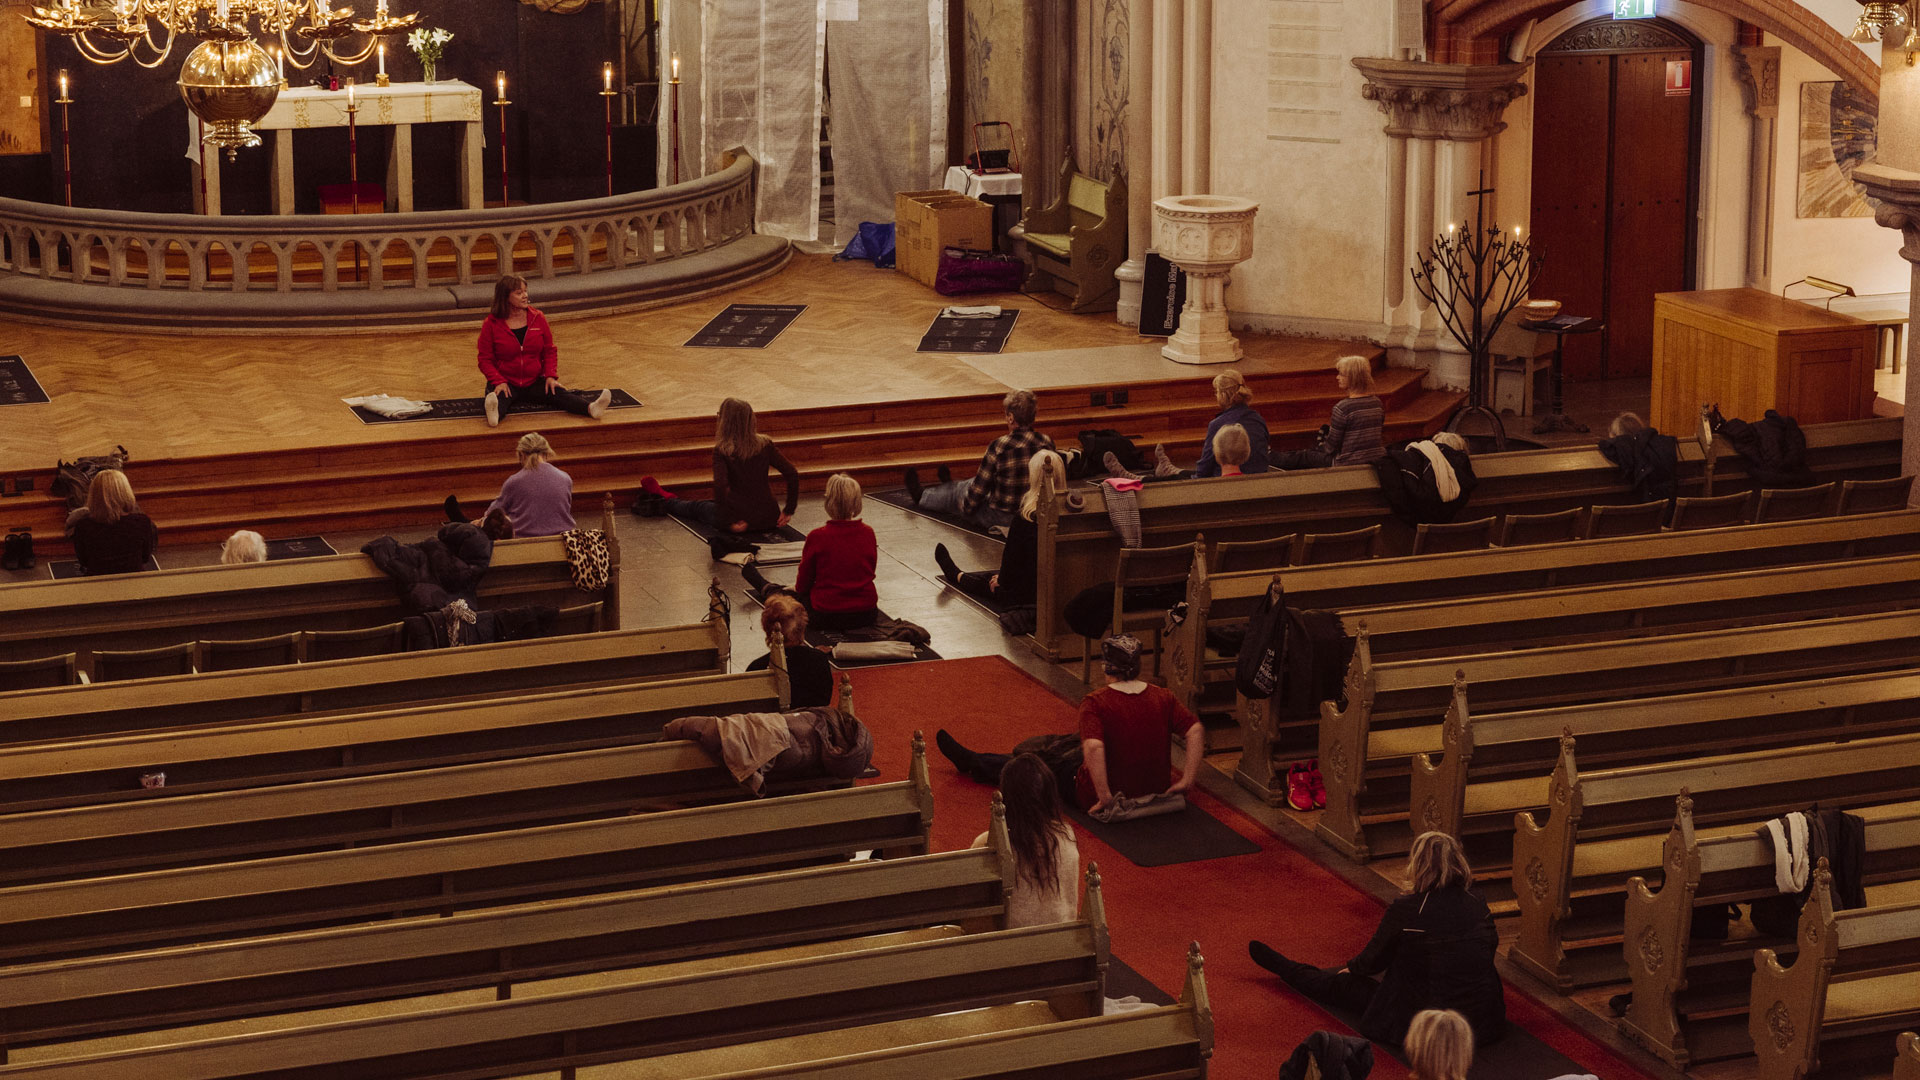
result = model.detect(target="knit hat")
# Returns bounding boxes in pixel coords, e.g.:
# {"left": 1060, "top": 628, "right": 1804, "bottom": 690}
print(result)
{"left": 1102, "top": 634, "right": 1143, "bottom": 679}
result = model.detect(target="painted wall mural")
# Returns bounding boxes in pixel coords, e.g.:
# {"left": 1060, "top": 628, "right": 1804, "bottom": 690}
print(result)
{"left": 0, "top": 3, "right": 44, "bottom": 155}
{"left": 1085, "top": 0, "right": 1127, "bottom": 182}
{"left": 961, "top": 0, "right": 1022, "bottom": 158}
{"left": 1796, "top": 80, "right": 1875, "bottom": 219}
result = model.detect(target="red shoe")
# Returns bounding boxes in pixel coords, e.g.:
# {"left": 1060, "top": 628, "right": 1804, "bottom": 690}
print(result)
{"left": 1308, "top": 758, "right": 1327, "bottom": 810}
{"left": 1285, "top": 763, "right": 1315, "bottom": 812}
{"left": 639, "top": 475, "right": 675, "bottom": 499}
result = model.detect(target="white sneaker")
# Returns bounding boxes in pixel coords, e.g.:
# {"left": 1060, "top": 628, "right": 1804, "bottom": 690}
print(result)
{"left": 588, "top": 389, "right": 612, "bottom": 419}
{"left": 484, "top": 393, "right": 500, "bottom": 428}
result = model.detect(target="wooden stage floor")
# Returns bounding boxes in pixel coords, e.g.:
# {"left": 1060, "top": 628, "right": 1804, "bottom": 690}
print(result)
{"left": 0, "top": 253, "right": 1370, "bottom": 474}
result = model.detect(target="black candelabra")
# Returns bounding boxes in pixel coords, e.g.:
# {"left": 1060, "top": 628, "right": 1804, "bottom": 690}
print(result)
{"left": 1410, "top": 172, "right": 1537, "bottom": 450}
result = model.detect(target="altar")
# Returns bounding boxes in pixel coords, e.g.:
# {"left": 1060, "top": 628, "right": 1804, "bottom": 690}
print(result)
{"left": 189, "top": 80, "right": 485, "bottom": 216}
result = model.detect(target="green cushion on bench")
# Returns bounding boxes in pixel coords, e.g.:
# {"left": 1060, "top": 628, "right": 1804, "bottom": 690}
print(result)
{"left": 1025, "top": 233, "right": 1071, "bottom": 257}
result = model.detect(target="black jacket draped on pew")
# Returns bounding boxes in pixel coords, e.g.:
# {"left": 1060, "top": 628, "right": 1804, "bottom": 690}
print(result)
{"left": 363, "top": 523, "right": 495, "bottom": 613}
{"left": 1598, "top": 427, "right": 1680, "bottom": 505}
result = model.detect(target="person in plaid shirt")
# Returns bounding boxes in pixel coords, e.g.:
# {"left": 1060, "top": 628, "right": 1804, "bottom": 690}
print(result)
{"left": 907, "top": 389, "right": 1055, "bottom": 530}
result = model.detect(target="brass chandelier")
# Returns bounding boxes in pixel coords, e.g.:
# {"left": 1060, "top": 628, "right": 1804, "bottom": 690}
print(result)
{"left": 23, "top": 0, "right": 420, "bottom": 157}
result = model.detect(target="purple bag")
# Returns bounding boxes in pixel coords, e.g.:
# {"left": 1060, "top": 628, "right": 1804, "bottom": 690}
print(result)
{"left": 934, "top": 246, "right": 1023, "bottom": 296}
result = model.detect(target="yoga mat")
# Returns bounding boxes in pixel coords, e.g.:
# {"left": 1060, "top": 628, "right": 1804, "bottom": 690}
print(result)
{"left": 349, "top": 389, "right": 641, "bottom": 425}
{"left": 0, "top": 355, "right": 50, "bottom": 406}
{"left": 916, "top": 309, "right": 1020, "bottom": 353}
{"left": 665, "top": 514, "right": 806, "bottom": 553}
{"left": 939, "top": 576, "right": 1027, "bottom": 618}
{"left": 49, "top": 555, "right": 161, "bottom": 578}
{"left": 804, "top": 616, "right": 941, "bottom": 669}
{"left": 265, "top": 536, "right": 337, "bottom": 560}
{"left": 870, "top": 488, "right": 1007, "bottom": 542}
{"left": 1066, "top": 800, "right": 1260, "bottom": 869}
{"left": 1106, "top": 956, "right": 1176, "bottom": 1007}
{"left": 684, "top": 304, "right": 807, "bottom": 348}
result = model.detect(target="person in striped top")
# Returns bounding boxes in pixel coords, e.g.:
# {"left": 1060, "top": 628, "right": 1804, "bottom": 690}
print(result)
{"left": 1275, "top": 355, "right": 1387, "bottom": 469}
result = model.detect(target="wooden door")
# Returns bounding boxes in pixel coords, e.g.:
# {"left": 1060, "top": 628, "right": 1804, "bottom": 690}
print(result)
{"left": 1526, "top": 22, "right": 1699, "bottom": 382}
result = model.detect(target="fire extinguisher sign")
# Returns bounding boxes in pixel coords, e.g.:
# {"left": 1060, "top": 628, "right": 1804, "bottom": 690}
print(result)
{"left": 1666, "top": 59, "right": 1693, "bottom": 96}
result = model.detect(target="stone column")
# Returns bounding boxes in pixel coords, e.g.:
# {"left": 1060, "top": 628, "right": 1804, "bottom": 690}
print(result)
{"left": 1150, "top": 0, "right": 1184, "bottom": 208}
{"left": 1854, "top": 161, "right": 1920, "bottom": 488}
{"left": 1181, "top": 0, "right": 1211, "bottom": 194}
{"left": 1352, "top": 58, "right": 1530, "bottom": 387}
{"left": 1116, "top": 0, "right": 1154, "bottom": 326}
{"left": 1733, "top": 46, "right": 1781, "bottom": 288}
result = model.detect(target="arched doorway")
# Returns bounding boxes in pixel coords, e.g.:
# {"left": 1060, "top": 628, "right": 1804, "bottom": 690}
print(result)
{"left": 1527, "top": 16, "right": 1704, "bottom": 381}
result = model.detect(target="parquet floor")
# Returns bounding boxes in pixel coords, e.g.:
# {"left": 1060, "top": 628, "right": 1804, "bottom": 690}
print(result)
{"left": 0, "top": 253, "right": 1368, "bottom": 474}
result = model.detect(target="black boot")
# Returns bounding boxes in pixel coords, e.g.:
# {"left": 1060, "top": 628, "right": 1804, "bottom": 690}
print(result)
{"left": 1, "top": 532, "right": 19, "bottom": 571}
{"left": 936, "top": 463, "right": 952, "bottom": 484}
{"left": 15, "top": 530, "right": 32, "bottom": 569}
{"left": 933, "top": 543, "right": 962, "bottom": 584}
{"left": 444, "top": 495, "right": 469, "bottom": 523}
{"left": 904, "top": 468, "right": 923, "bottom": 505}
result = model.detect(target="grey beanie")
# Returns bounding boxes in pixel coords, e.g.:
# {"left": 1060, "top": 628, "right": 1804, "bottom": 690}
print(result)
{"left": 1102, "top": 634, "right": 1143, "bottom": 679}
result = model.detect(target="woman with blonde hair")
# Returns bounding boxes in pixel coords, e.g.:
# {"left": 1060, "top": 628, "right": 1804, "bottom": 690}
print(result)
{"left": 1249, "top": 830, "right": 1505, "bottom": 1046}
{"left": 1404, "top": 1010, "right": 1474, "bottom": 1080}
{"left": 219, "top": 530, "right": 267, "bottom": 564}
{"left": 65, "top": 469, "right": 158, "bottom": 575}
{"left": 1194, "top": 369, "right": 1270, "bottom": 476}
{"left": 446, "top": 432, "right": 575, "bottom": 537}
{"left": 933, "top": 447, "right": 1060, "bottom": 607}
{"left": 642, "top": 397, "right": 800, "bottom": 536}
{"left": 744, "top": 592, "right": 833, "bottom": 708}
{"left": 742, "top": 473, "right": 879, "bottom": 632}
{"left": 1274, "top": 355, "right": 1387, "bottom": 470}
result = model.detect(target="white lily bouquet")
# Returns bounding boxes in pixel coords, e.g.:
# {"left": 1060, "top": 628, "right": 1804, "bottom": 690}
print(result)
{"left": 407, "top": 27, "right": 452, "bottom": 83}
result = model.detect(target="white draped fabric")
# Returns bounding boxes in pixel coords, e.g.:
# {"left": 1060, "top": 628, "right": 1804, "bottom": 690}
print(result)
{"left": 698, "top": 0, "right": 826, "bottom": 242}
{"left": 825, "top": 1, "right": 947, "bottom": 248}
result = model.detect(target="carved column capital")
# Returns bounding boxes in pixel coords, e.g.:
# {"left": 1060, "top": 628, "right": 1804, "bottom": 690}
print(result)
{"left": 1352, "top": 58, "right": 1531, "bottom": 141}
{"left": 1855, "top": 162, "right": 1920, "bottom": 262}
{"left": 1733, "top": 45, "right": 1781, "bottom": 120}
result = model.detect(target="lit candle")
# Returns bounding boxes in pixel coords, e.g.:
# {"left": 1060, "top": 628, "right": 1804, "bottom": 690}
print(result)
{"left": 273, "top": 44, "right": 283, "bottom": 78}
{"left": 316, "top": 0, "right": 329, "bottom": 16}
{"left": 375, "top": 0, "right": 387, "bottom": 16}
{"left": 1446, "top": 222, "right": 1455, "bottom": 234}
{"left": 57, "top": 69, "right": 68, "bottom": 99}
{"left": 1514, "top": 225, "right": 1522, "bottom": 238}
{"left": 603, "top": 61, "right": 612, "bottom": 91}
{"left": 496, "top": 70, "right": 505, "bottom": 99}
{"left": 215, "top": 0, "right": 227, "bottom": 20}
{"left": 346, "top": 78, "right": 354, "bottom": 107}
{"left": 671, "top": 52, "right": 680, "bottom": 80}
{"left": 378, "top": 41, "right": 386, "bottom": 77}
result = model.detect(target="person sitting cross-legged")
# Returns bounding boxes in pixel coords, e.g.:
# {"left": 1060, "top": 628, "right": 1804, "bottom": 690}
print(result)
{"left": 905, "top": 388, "right": 1056, "bottom": 531}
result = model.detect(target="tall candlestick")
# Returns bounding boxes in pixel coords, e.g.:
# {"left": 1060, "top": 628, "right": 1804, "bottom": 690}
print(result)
{"left": 494, "top": 71, "right": 511, "bottom": 208}
{"left": 668, "top": 55, "right": 682, "bottom": 186}
{"left": 55, "top": 69, "right": 72, "bottom": 208}
{"left": 600, "top": 62, "right": 617, "bottom": 197}
{"left": 346, "top": 79, "right": 361, "bottom": 279}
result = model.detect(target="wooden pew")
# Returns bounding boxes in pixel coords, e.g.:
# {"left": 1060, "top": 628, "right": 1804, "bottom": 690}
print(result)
{"left": 1409, "top": 666, "right": 1920, "bottom": 868}
{"left": 1620, "top": 796, "right": 1920, "bottom": 1067}
{"left": 1703, "top": 416, "right": 1902, "bottom": 495}
{"left": 1751, "top": 865, "right": 1920, "bottom": 1080}
{"left": 1169, "top": 509, "right": 1920, "bottom": 720}
{"left": 0, "top": 818, "right": 1006, "bottom": 1060}
{"left": 1897, "top": 1032, "right": 1920, "bottom": 1080}
{"left": 1508, "top": 732, "right": 1920, "bottom": 990}
{"left": 0, "top": 746, "right": 933, "bottom": 965}
{"left": 0, "top": 498, "right": 624, "bottom": 664}
{"left": 0, "top": 885, "right": 1106, "bottom": 1079}
{"left": 1029, "top": 416, "right": 1900, "bottom": 659}
{"left": 0, "top": 668, "right": 788, "bottom": 813}
{"left": 0, "top": 619, "right": 732, "bottom": 748}
{"left": 614, "top": 944, "right": 1212, "bottom": 1080}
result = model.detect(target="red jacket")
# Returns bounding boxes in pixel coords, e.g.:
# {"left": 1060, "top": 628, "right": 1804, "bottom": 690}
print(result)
{"left": 477, "top": 308, "right": 559, "bottom": 388}
{"left": 795, "top": 518, "right": 879, "bottom": 614}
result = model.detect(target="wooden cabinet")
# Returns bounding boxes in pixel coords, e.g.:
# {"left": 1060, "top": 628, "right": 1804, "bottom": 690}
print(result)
{"left": 1650, "top": 289, "right": 1877, "bottom": 434}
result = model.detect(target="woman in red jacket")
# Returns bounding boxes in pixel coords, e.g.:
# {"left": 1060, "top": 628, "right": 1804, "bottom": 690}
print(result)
{"left": 476, "top": 275, "right": 611, "bottom": 427}
{"left": 743, "top": 473, "right": 879, "bottom": 632}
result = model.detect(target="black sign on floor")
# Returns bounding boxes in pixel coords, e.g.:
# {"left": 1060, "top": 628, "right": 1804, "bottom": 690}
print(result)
{"left": 0, "top": 355, "right": 50, "bottom": 406}
{"left": 1136, "top": 252, "right": 1187, "bottom": 338}
{"left": 916, "top": 309, "right": 1020, "bottom": 354}
{"left": 684, "top": 304, "right": 808, "bottom": 349}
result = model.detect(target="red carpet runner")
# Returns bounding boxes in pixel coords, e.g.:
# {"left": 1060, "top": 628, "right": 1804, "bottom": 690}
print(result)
{"left": 846, "top": 656, "right": 1662, "bottom": 1080}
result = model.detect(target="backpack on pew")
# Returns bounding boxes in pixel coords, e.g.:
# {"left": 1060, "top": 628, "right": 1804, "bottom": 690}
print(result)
{"left": 51, "top": 445, "right": 130, "bottom": 510}
{"left": 1236, "top": 580, "right": 1289, "bottom": 700}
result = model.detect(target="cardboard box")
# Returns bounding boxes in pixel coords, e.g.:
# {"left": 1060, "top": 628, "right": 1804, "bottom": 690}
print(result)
{"left": 894, "top": 189, "right": 994, "bottom": 288}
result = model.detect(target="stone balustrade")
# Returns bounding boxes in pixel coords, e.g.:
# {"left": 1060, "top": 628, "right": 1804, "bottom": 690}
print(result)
{"left": 0, "top": 147, "right": 789, "bottom": 333}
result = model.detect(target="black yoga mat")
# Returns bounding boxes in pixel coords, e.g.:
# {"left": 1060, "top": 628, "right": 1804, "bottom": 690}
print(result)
{"left": 916, "top": 309, "right": 1020, "bottom": 353}
{"left": 349, "top": 389, "right": 641, "bottom": 425}
{"left": 804, "top": 617, "right": 941, "bottom": 669}
{"left": 1066, "top": 800, "right": 1260, "bottom": 869}
{"left": 0, "top": 355, "right": 49, "bottom": 406}
{"left": 265, "top": 536, "right": 337, "bottom": 560}
{"left": 664, "top": 513, "right": 806, "bottom": 551}
{"left": 1106, "top": 955, "right": 1176, "bottom": 1006}
{"left": 939, "top": 576, "right": 1026, "bottom": 617}
{"left": 870, "top": 487, "right": 1007, "bottom": 542}
{"left": 684, "top": 304, "right": 807, "bottom": 348}
{"left": 49, "top": 555, "right": 161, "bottom": 579}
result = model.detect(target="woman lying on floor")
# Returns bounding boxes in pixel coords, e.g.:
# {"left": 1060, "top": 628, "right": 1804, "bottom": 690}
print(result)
{"left": 931, "top": 448, "right": 1062, "bottom": 609}
{"left": 935, "top": 635, "right": 1204, "bottom": 815}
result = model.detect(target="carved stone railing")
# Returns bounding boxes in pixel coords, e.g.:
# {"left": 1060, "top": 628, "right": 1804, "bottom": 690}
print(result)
{"left": 0, "top": 147, "right": 789, "bottom": 332}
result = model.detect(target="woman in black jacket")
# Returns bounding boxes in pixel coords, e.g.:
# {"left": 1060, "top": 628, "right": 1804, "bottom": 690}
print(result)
{"left": 1249, "top": 831, "right": 1506, "bottom": 1047}
{"left": 931, "top": 449, "right": 1060, "bottom": 607}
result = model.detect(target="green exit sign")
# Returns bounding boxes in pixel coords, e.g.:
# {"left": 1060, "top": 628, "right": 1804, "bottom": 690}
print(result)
{"left": 1614, "top": 0, "right": 1657, "bottom": 17}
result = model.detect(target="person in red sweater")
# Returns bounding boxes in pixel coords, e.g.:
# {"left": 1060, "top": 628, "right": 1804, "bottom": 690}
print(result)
{"left": 476, "top": 275, "right": 611, "bottom": 428}
{"left": 742, "top": 473, "right": 879, "bottom": 632}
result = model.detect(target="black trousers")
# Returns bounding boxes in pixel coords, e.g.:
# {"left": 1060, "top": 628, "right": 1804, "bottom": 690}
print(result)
{"left": 487, "top": 380, "right": 594, "bottom": 417}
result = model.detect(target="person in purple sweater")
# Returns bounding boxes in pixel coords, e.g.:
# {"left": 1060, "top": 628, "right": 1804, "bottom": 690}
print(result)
{"left": 444, "top": 432, "right": 575, "bottom": 537}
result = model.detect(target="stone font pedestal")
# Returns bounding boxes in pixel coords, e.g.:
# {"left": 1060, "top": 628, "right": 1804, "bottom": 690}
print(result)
{"left": 1152, "top": 194, "right": 1258, "bottom": 365}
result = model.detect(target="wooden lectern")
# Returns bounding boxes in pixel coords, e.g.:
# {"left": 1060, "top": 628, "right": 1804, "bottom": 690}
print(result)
{"left": 1651, "top": 288, "right": 1877, "bottom": 433}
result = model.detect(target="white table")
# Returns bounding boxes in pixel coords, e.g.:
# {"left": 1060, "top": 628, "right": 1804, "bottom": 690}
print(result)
{"left": 942, "top": 166, "right": 1022, "bottom": 200}
{"left": 190, "top": 80, "right": 485, "bottom": 216}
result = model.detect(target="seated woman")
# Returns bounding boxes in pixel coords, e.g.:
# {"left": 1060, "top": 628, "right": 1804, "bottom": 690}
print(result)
{"left": 65, "top": 469, "right": 158, "bottom": 576}
{"left": 476, "top": 275, "right": 611, "bottom": 427}
{"left": 1195, "top": 370, "right": 1271, "bottom": 476}
{"left": 643, "top": 397, "right": 800, "bottom": 536}
{"left": 742, "top": 473, "right": 879, "bottom": 632}
{"left": 972, "top": 753, "right": 1080, "bottom": 928}
{"left": 1274, "top": 355, "right": 1387, "bottom": 470}
{"left": 219, "top": 529, "right": 267, "bottom": 564}
{"left": 1403, "top": 1010, "right": 1473, "bottom": 1080}
{"left": 936, "top": 635, "right": 1205, "bottom": 814}
{"left": 446, "top": 432, "right": 575, "bottom": 538}
{"left": 1211, "top": 423, "right": 1254, "bottom": 476}
{"left": 932, "top": 448, "right": 1061, "bottom": 608}
{"left": 744, "top": 592, "right": 833, "bottom": 708}
{"left": 1249, "top": 830, "right": 1506, "bottom": 1047}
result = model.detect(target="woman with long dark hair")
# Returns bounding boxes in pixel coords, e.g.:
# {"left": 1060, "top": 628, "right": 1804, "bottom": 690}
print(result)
{"left": 642, "top": 397, "right": 800, "bottom": 535}
{"left": 476, "top": 275, "right": 611, "bottom": 427}
{"left": 972, "top": 753, "right": 1080, "bottom": 927}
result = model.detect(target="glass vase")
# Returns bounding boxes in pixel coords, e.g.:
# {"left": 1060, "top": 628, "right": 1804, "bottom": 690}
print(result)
{"left": 421, "top": 60, "right": 437, "bottom": 84}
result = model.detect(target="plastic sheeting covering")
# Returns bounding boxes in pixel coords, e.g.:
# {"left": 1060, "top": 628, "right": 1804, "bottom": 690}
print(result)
{"left": 701, "top": 0, "right": 826, "bottom": 242}
{"left": 825, "top": 2, "right": 948, "bottom": 249}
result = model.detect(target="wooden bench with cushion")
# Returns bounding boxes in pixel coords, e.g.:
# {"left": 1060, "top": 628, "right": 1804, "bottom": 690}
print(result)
{"left": 0, "top": 667, "right": 792, "bottom": 813}
{"left": 1620, "top": 796, "right": 1920, "bottom": 1067}
{"left": 1508, "top": 732, "right": 1920, "bottom": 991}
{"left": 0, "top": 749, "right": 933, "bottom": 965}
{"left": 1751, "top": 866, "right": 1920, "bottom": 1080}
{"left": 0, "top": 498, "right": 623, "bottom": 665}
{"left": 0, "top": 891, "right": 1106, "bottom": 1079}
{"left": 1018, "top": 156, "right": 1126, "bottom": 313}
{"left": 0, "top": 618, "right": 733, "bottom": 748}
{"left": 0, "top": 815, "right": 1005, "bottom": 1061}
